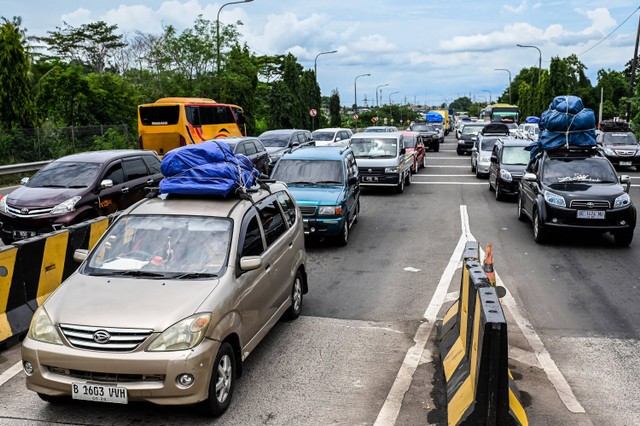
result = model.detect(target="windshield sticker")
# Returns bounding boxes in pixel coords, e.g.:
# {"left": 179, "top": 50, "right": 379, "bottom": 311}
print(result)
{"left": 556, "top": 174, "right": 602, "bottom": 183}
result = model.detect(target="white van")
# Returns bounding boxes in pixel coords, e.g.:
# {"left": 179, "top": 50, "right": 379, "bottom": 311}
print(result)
{"left": 350, "top": 132, "right": 414, "bottom": 193}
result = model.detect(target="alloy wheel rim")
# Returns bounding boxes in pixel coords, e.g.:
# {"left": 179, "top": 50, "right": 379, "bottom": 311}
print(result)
{"left": 293, "top": 277, "right": 302, "bottom": 312}
{"left": 215, "top": 354, "right": 232, "bottom": 403}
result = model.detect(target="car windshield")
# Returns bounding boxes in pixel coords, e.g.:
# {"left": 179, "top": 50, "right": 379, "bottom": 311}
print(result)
{"left": 351, "top": 138, "right": 399, "bottom": 158}
{"left": 27, "top": 161, "right": 101, "bottom": 188}
{"left": 501, "top": 146, "right": 530, "bottom": 165}
{"left": 311, "top": 131, "right": 335, "bottom": 141}
{"left": 602, "top": 132, "right": 638, "bottom": 145}
{"left": 403, "top": 135, "right": 418, "bottom": 148}
{"left": 84, "top": 215, "right": 232, "bottom": 278}
{"left": 462, "top": 125, "right": 484, "bottom": 135}
{"left": 542, "top": 158, "right": 618, "bottom": 184}
{"left": 364, "top": 127, "right": 386, "bottom": 133}
{"left": 259, "top": 133, "right": 289, "bottom": 147}
{"left": 413, "top": 124, "right": 435, "bottom": 132}
{"left": 480, "top": 137, "right": 498, "bottom": 151}
{"left": 271, "top": 159, "right": 344, "bottom": 185}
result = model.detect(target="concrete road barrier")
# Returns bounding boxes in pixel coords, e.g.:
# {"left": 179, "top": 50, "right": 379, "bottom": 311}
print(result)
{"left": 0, "top": 215, "right": 115, "bottom": 344}
{"left": 438, "top": 241, "right": 528, "bottom": 425}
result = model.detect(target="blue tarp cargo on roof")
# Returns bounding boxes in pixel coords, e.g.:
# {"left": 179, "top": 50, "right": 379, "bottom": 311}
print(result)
{"left": 425, "top": 111, "right": 444, "bottom": 123}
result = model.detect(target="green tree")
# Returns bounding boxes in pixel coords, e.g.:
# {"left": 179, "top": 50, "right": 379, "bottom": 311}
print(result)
{"left": 36, "top": 65, "right": 91, "bottom": 126}
{"left": 0, "top": 17, "right": 37, "bottom": 129}
{"left": 517, "top": 82, "right": 533, "bottom": 119}
{"left": 269, "top": 53, "right": 305, "bottom": 129}
{"left": 329, "top": 89, "right": 341, "bottom": 127}
{"left": 218, "top": 44, "right": 258, "bottom": 134}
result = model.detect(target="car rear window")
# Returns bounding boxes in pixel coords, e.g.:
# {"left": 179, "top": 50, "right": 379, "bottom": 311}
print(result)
{"left": 139, "top": 105, "right": 179, "bottom": 126}
{"left": 28, "top": 162, "right": 101, "bottom": 189}
{"left": 603, "top": 133, "right": 638, "bottom": 145}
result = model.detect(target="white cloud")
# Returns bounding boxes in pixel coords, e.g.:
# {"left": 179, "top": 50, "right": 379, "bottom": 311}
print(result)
{"left": 502, "top": 1, "right": 528, "bottom": 14}
{"left": 60, "top": 8, "right": 92, "bottom": 27}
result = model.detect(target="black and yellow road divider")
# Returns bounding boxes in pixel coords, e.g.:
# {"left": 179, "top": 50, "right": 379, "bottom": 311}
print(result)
{"left": 0, "top": 215, "right": 117, "bottom": 345}
{"left": 439, "top": 241, "right": 527, "bottom": 425}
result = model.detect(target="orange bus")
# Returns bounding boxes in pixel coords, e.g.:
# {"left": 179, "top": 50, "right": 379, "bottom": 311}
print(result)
{"left": 137, "top": 97, "right": 246, "bottom": 155}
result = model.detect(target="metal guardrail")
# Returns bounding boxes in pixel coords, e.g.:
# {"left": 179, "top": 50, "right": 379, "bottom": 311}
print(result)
{"left": 0, "top": 161, "right": 51, "bottom": 177}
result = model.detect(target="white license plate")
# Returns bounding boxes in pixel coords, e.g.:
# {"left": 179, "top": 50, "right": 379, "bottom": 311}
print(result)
{"left": 72, "top": 382, "right": 128, "bottom": 404}
{"left": 619, "top": 161, "right": 632, "bottom": 166}
{"left": 577, "top": 210, "right": 605, "bottom": 219}
{"left": 362, "top": 176, "right": 378, "bottom": 182}
{"left": 13, "top": 230, "right": 36, "bottom": 239}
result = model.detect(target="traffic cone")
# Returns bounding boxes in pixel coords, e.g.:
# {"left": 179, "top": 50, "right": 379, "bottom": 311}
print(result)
{"left": 483, "top": 243, "right": 496, "bottom": 287}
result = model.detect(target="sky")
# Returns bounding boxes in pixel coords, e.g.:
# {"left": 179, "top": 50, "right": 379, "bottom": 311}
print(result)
{"left": 3, "top": 0, "right": 640, "bottom": 108}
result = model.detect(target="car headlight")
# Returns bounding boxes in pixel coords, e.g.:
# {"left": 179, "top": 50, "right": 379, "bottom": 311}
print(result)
{"left": 28, "top": 307, "right": 63, "bottom": 345}
{"left": 147, "top": 313, "right": 211, "bottom": 352}
{"left": 50, "top": 196, "right": 82, "bottom": 214}
{"left": 385, "top": 167, "right": 400, "bottom": 173}
{"left": 499, "top": 169, "right": 513, "bottom": 182}
{"left": 614, "top": 193, "right": 631, "bottom": 208}
{"left": 544, "top": 191, "right": 566, "bottom": 207}
{"left": 0, "top": 197, "right": 6, "bottom": 213}
{"left": 603, "top": 148, "right": 616, "bottom": 156}
{"left": 318, "top": 205, "right": 343, "bottom": 215}
{"left": 480, "top": 156, "right": 490, "bottom": 163}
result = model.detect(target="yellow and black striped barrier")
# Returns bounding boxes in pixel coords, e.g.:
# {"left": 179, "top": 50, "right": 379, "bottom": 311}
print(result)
{"left": 0, "top": 215, "right": 116, "bottom": 345}
{"left": 439, "top": 241, "right": 528, "bottom": 425}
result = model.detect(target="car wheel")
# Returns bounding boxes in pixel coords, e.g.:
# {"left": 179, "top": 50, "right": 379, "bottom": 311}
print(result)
{"left": 284, "top": 270, "right": 304, "bottom": 319}
{"left": 533, "top": 209, "right": 547, "bottom": 244}
{"left": 396, "top": 174, "right": 405, "bottom": 193}
{"left": 613, "top": 231, "right": 633, "bottom": 247}
{"left": 353, "top": 200, "right": 360, "bottom": 224}
{"left": 471, "top": 161, "right": 476, "bottom": 173}
{"left": 457, "top": 148, "right": 464, "bottom": 156}
{"left": 434, "top": 143, "right": 440, "bottom": 152}
{"left": 488, "top": 178, "right": 494, "bottom": 192}
{"left": 423, "top": 156, "right": 427, "bottom": 168}
{"left": 200, "top": 342, "right": 235, "bottom": 417}
{"left": 405, "top": 171, "right": 412, "bottom": 186}
{"left": 517, "top": 195, "right": 526, "bottom": 222}
{"left": 336, "top": 221, "right": 349, "bottom": 246}
{"left": 495, "top": 182, "right": 503, "bottom": 201}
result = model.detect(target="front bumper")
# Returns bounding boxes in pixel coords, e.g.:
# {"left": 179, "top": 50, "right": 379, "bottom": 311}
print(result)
{"left": 476, "top": 160, "right": 491, "bottom": 175}
{"left": 0, "top": 210, "right": 82, "bottom": 242}
{"left": 497, "top": 176, "right": 521, "bottom": 195}
{"left": 457, "top": 140, "right": 474, "bottom": 152}
{"left": 541, "top": 203, "right": 636, "bottom": 232}
{"left": 302, "top": 216, "right": 345, "bottom": 236}
{"left": 22, "top": 334, "right": 219, "bottom": 405}
{"left": 359, "top": 173, "right": 401, "bottom": 187}
{"left": 602, "top": 154, "right": 640, "bottom": 167}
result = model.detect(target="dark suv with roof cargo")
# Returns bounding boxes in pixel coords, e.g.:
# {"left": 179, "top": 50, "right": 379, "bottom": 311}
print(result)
{"left": 596, "top": 119, "right": 640, "bottom": 169}
{"left": 0, "top": 150, "right": 162, "bottom": 244}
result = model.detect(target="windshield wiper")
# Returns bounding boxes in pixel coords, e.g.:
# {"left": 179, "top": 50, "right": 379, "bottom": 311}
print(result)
{"left": 171, "top": 272, "right": 218, "bottom": 279}
{"left": 38, "top": 184, "right": 67, "bottom": 188}
{"left": 287, "top": 181, "right": 316, "bottom": 185}
{"left": 316, "top": 180, "right": 343, "bottom": 185}
{"left": 109, "top": 270, "right": 167, "bottom": 278}
{"left": 67, "top": 185, "right": 88, "bottom": 188}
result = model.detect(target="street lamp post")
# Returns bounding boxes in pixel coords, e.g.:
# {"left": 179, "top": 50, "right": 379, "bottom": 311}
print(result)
{"left": 482, "top": 89, "right": 492, "bottom": 104}
{"left": 494, "top": 68, "right": 512, "bottom": 104}
{"left": 376, "top": 83, "right": 389, "bottom": 107}
{"left": 516, "top": 44, "right": 542, "bottom": 84}
{"left": 314, "top": 50, "right": 337, "bottom": 84}
{"left": 389, "top": 90, "right": 399, "bottom": 117}
{"left": 217, "top": 0, "right": 253, "bottom": 80}
{"left": 354, "top": 73, "right": 371, "bottom": 113}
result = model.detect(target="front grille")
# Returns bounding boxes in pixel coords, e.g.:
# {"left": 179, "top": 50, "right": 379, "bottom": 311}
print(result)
{"left": 570, "top": 200, "right": 610, "bottom": 209}
{"left": 358, "top": 167, "right": 386, "bottom": 175}
{"left": 298, "top": 206, "right": 317, "bottom": 215}
{"left": 6, "top": 204, "right": 53, "bottom": 216}
{"left": 59, "top": 324, "right": 154, "bottom": 352}
{"left": 45, "top": 366, "right": 164, "bottom": 383}
{"left": 614, "top": 150, "right": 636, "bottom": 156}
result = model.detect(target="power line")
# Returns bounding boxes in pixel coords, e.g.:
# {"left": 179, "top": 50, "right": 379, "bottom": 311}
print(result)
{"left": 578, "top": 5, "right": 640, "bottom": 56}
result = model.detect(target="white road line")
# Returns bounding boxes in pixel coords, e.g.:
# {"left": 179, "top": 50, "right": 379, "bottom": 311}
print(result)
{"left": 426, "top": 157, "right": 470, "bottom": 160}
{"left": 374, "top": 206, "right": 469, "bottom": 426}
{"left": 0, "top": 361, "right": 23, "bottom": 387}
{"left": 412, "top": 182, "right": 486, "bottom": 185}
{"left": 414, "top": 174, "right": 475, "bottom": 177}
{"left": 426, "top": 165, "right": 471, "bottom": 168}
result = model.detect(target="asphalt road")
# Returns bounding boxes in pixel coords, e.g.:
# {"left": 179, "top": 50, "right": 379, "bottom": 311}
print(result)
{"left": 1, "top": 134, "right": 640, "bottom": 425}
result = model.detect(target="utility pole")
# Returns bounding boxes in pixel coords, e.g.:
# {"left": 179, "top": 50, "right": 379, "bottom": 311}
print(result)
{"left": 627, "top": 15, "right": 640, "bottom": 121}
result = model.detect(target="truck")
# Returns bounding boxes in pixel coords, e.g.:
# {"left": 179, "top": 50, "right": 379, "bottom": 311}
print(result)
{"left": 432, "top": 109, "right": 451, "bottom": 135}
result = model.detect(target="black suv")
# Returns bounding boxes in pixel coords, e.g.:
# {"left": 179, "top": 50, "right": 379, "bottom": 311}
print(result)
{"left": 410, "top": 123, "right": 440, "bottom": 152}
{"left": 517, "top": 148, "right": 636, "bottom": 245}
{"left": 488, "top": 137, "right": 531, "bottom": 200}
{"left": 596, "top": 120, "right": 640, "bottom": 168}
{"left": 0, "top": 150, "right": 162, "bottom": 244}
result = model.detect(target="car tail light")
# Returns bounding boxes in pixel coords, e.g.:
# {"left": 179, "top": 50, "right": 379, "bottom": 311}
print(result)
{"left": 179, "top": 135, "right": 186, "bottom": 147}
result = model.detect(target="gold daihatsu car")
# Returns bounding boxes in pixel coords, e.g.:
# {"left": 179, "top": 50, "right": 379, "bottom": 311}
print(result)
{"left": 21, "top": 182, "right": 307, "bottom": 417}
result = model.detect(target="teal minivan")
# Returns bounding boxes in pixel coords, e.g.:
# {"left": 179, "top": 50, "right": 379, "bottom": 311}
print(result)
{"left": 270, "top": 146, "right": 360, "bottom": 246}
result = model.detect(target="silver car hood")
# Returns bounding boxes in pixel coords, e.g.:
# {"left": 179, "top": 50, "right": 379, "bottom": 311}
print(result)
{"left": 45, "top": 273, "right": 219, "bottom": 331}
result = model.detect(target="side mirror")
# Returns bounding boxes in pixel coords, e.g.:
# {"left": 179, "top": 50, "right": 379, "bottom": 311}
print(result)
{"left": 620, "top": 175, "right": 631, "bottom": 193}
{"left": 100, "top": 179, "right": 114, "bottom": 189}
{"left": 523, "top": 172, "right": 537, "bottom": 181}
{"left": 240, "top": 256, "right": 262, "bottom": 271}
{"left": 400, "top": 147, "right": 406, "bottom": 155}
{"left": 471, "top": 147, "right": 478, "bottom": 152}
{"left": 348, "top": 176, "right": 358, "bottom": 186}
{"left": 73, "top": 249, "right": 89, "bottom": 263}
{"left": 20, "top": 177, "right": 29, "bottom": 185}
{"left": 291, "top": 141, "right": 301, "bottom": 149}
{"left": 490, "top": 154, "right": 498, "bottom": 162}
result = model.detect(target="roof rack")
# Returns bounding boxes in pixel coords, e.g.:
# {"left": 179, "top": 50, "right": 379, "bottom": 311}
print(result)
{"left": 544, "top": 145, "right": 600, "bottom": 158}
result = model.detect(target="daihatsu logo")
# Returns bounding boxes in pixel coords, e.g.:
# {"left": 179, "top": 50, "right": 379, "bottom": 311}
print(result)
{"left": 21, "top": 208, "right": 29, "bottom": 215}
{"left": 586, "top": 202, "right": 595, "bottom": 209}
{"left": 93, "top": 330, "right": 111, "bottom": 344}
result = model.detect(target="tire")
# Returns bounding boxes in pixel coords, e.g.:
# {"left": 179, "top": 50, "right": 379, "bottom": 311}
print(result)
{"left": 284, "top": 270, "right": 304, "bottom": 319}
{"left": 613, "top": 231, "right": 633, "bottom": 247}
{"left": 457, "top": 148, "right": 463, "bottom": 156}
{"left": 471, "top": 161, "right": 476, "bottom": 173}
{"left": 336, "top": 220, "right": 349, "bottom": 246}
{"left": 495, "top": 182, "right": 504, "bottom": 201}
{"left": 396, "top": 174, "right": 405, "bottom": 193}
{"left": 353, "top": 200, "right": 360, "bottom": 224}
{"left": 422, "top": 156, "right": 427, "bottom": 168}
{"left": 533, "top": 209, "right": 547, "bottom": 244}
{"left": 488, "top": 178, "right": 494, "bottom": 192}
{"left": 405, "top": 171, "right": 412, "bottom": 186}
{"left": 200, "top": 342, "right": 236, "bottom": 417}
{"left": 517, "top": 195, "right": 526, "bottom": 222}
{"left": 434, "top": 143, "right": 440, "bottom": 153}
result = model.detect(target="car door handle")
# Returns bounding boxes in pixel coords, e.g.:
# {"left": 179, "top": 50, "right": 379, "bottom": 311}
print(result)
{"left": 265, "top": 263, "right": 271, "bottom": 272}
{"left": 288, "top": 242, "right": 293, "bottom": 249}
{"left": 121, "top": 187, "right": 129, "bottom": 193}
{"left": 146, "top": 179, "right": 154, "bottom": 185}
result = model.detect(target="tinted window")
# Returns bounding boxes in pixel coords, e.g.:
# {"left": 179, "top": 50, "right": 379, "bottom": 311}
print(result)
{"left": 186, "top": 105, "right": 236, "bottom": 126}
{"left": 480, "top": 137, "right": 498, "bottom": 151}
{"left": 27, "top": 161, "right": 101, "bottom": 189}
{"left": 297, "top": 133, "right": 307, "bottom": 144}
{"left": 235, "top": 143, "right": 246, "bottom": 155}
{"left": 404, "top": 135, "right": 418, "bottom": 148}
{"left": 142, "top": 155, "right": 161, "bottom": 174}
{"left": 257, "top": 200, "right": 287, "bottom": 247}
{"left": 542, "top": 158, "right": 618, "bottom": 184}
{"left": 254, "top": 140, "right": 266, "bottom": 152}
{"left": 241, "top": 215, "right": 264, "bottom": 257}
{"left": 244, "top": 141, "right": 257, "bottom": 155}
{"left": 276, "top": 192, "right": 297, "bottom": 227}
{"left": 103, "top": 162, "right": 125, "bottom": 185}
{"left": 123, "top": 158, "right": 149, "bottom": 180}
{"left": 260, "top": 133, "right": 290, "bottom": 148}
{"left": 501, "top": 146, "right": 530, "bottom": 165}
{"left": 312, "top": 131, "right": 335, "bottom": 141}
{"left": 603, "top": 133, "right": 638, "bottom": 145}
{"left": 139, "top": 105, "right": 179, "bottom": 126}
{"left": 272, "top": 159, "right": 344, "bottom": 185}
